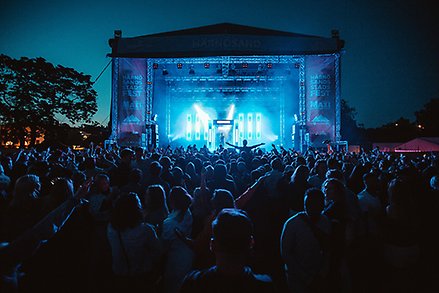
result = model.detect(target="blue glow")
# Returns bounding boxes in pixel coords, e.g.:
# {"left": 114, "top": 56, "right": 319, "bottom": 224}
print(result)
{"left": 238, "top": 113, "right": 244, "bottom": 139}
{"left": 256, "top": 113, "right": 261, "bottom": 139}
{"left": 227, "top": 104, "right": 235, "bottom": 120}
{"left": 186, "top": 114, "right": 192, "bottom": 140}
{"left": 247, "top": 113, "right": 253, "bottom": 140}
{"left": 195, "top": 114, "right": 200, "bottom": 140}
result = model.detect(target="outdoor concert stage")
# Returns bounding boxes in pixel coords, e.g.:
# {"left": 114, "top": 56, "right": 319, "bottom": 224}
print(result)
{"left": 107, "top": 23, "right": 344, "bottom": 152}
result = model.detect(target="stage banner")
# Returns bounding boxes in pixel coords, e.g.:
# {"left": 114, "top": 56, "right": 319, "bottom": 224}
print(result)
{"left": 117, "top": 58, "right": 147, "bottom": 146}
{"left": 305, "top": 55, "right": 336, "bottom": 148}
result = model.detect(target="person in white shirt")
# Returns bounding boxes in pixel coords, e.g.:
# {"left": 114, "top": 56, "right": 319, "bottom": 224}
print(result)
{"left": 357, "top": 172, "right": 383, "bottom": 237}
{"left": 107, "top": 192, "right": 161, "bottom": 291}
{"left": 281, "top": 188, "right": 331, "bottom": 293}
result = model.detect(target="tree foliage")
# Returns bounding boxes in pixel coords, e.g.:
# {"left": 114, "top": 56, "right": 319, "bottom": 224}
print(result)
{"left": 366, "top": 117, "right": 417, "bottom": 143}
{"left": 340, "top": 99, "right": 366, "bottom": 145}
{"left": 0, "top": 54, "right": 97, "bottom": 146}
{"left": 415, "top": 98, "right": 439, "bottom": 137}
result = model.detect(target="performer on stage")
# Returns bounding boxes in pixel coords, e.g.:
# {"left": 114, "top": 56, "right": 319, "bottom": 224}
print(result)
{"left": 226, "top": 139, "right": 265, "bottom": 154}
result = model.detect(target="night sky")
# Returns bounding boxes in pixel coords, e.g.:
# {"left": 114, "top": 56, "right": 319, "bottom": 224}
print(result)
{"left": 1, "top": 0, "right": 438, "bottom": 128}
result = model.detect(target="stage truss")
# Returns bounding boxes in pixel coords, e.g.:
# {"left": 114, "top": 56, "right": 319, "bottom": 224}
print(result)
{"left": 109, "top": 53, "right": 340, "bottom": 152}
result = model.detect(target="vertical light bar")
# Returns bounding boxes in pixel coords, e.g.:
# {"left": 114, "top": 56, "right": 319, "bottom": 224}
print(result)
{"left": 208, "top": 120, "right": 213, "bottom": 149}
{"left": 256, "top": 113, "right": 261, "bottom": 139}
{"left": 186, "top": 114, "right": 192, "bottom": 140}
{"left": 238, "top": 113, "right": 244, "bottom": 139}
{"left": 195, "top": 114, "right": 200, "bottom": 140}
{"left": 234, "top": 122, "right": 239, "bottom": 144}
{"left": 203, "top": 120, "right": 209, "bottom": 140}
{"left": 247, "top": 113, "right": 253, "bottom": 140}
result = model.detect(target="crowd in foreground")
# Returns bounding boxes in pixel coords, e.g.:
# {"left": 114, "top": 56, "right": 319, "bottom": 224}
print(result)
{"left": 0, "top": 141, "right": 438, "bottom": 293}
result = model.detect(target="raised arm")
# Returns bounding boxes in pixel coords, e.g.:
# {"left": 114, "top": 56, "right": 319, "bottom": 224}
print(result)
{"left": 225, "top": 142, "right": 238, "bottom": 148}
{"left": 250, "top": 142, "right": 265, "bottom": 149}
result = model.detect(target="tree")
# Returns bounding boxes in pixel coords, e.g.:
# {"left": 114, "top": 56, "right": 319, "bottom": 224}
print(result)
{"left": 366, "top": 117, "right": 417, "bottom": 143}
{"left": 0, "top": 54, "right": 97, "bottom": 146}
{"left": 415, "top": 98, "right": 439, "bottom": 137}
{"left": 340, "top": 99, "right": 366, "bottom": 145}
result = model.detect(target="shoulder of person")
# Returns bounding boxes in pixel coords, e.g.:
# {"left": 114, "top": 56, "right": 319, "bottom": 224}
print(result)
{"left": 141, "top": 222, "right": 158, "bottom": 232}
{"left": 245, "top": 267, "right": 273, "bottom": 284}
{"left": 180, "top": 268, "right": 210, "bottom": 292}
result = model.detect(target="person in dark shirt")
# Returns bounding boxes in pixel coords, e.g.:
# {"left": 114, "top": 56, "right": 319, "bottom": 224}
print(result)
{"left": 226, "top": 139, "right": 265, "bottom": 155}
{"left": 180, "top": 208, "right": 275, "bottom": 293}
{"left": 207, "top": 164, "right": 237, "bottom": 197}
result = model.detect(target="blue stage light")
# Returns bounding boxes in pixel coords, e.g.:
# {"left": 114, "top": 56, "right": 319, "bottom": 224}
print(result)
{"left": 247, "top": 113, "right": 253, "bottom": 140}
{"left": 195, "top": 114, "right": 200, "bottom": 140}
{"left": 256, "top": 113, "right": 261, "bottom": 139}
{"left": 186, "top": 114, "right": 192, "bottom": 140}
{"left": 238, "top": 113, "right": 244, "bottom": 139}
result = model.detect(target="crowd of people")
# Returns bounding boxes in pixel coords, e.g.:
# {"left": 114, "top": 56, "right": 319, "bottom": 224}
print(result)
{"left": 0, "top": 140, "right": 438, "bottom": 292}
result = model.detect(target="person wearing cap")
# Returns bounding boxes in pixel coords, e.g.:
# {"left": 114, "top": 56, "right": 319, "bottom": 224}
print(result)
{"left": 180, "top": 208, "right": 275, "bottom": 293}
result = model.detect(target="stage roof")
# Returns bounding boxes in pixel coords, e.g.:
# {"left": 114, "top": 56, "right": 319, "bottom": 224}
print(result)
{"left": 108, "top": 23, "right": 345, "bottom": 58}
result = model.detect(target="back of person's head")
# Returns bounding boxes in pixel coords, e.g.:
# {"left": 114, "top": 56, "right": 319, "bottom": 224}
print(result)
{"left": 120, "top": 148, "right": 135, "bottom": 162}
{"left": 172, "top": 166, "right": 184, "bottom": 181}
{"left": 12, "top": 174, "right": 41, "bottom": 207}
{"left": 314, "top": 159, "right": 327, "bottom": 176}
{"left": 388, "top": 178, "right": 412, "bottom": 207}
{"left": 110, "top": 192, "right": 143, "bottom": 231}
{"left": 185, "top": 161, "right": 196, "bottom": 175}
{"left": 283, "top": 165, "right": 294, "bottom": 177}
{"left": 212, "top": 208, "right": 253, "bottom": 255}
{"left": 327, "top": 157, "right": 339, "bottom": 170}
{"left": 363, "top": 172, "right": 378, "bottom": 189}
{"left": 91, "top": 173, "right": 110, "bottom": 194}
{"left": 134, "top": 146, "right": 144, "bottom": 158}
{"left": 237, "top": 161, "right": 247, "bottom": 173}
{"left": 213, "top": 164, "right": 227, "bottom": 181}
{"left": 27, "top": 161, "right": 49, "bottom": 178}
{"left": 169, "top": 186, "right": 192, "bottom": 214}
{"left": 211, "top": 189, "right": 235, "bottom": 213}
{"left": 145, "top": 184, "right": 168, "bottom": 213}
{"left": 150, "top": 161, "right": 162, "bottom": 177}
{"left": 326, "top": 168, "right": 344, "bottom": 182}
{"left": 159, "top": 156, "right": 172, "bottom": 170}
{"left": 129, "top": 168, "right": 143, "bottom": 183}
{"left": 205, "top": 165, "right": 214, "bottom": 180}
{"left": 295, "top": 156, "right": 307, "bottom": 167}
{"left": 251, "top": 168, "right": 263, "bottom": 182}
{"left": 270, "top": 158, "right": 283, "bottom": 172}
{"left": 150, "top": 153, "right": 160, "bottom": 162}
{"left": 193, "top": 158, "right": 203, "bottom": 174}
{"left": 322, "top": 178, "right": 346, "bottom": 203}
{"left": 291, "top": 165, "right": 310, "bottom": 184}
{"left": 242, "top": 139, "right": 248, "bottom": 146}
{"left": 304, "top": 188, "right": 325, "bottom": 219}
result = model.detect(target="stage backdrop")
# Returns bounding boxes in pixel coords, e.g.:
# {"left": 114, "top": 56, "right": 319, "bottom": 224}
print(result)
{"left": 113, "top": 58, "right": 147, "bottom": 146}
{"left": 305, "top": 55, "right": 337, "bottom": 147}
